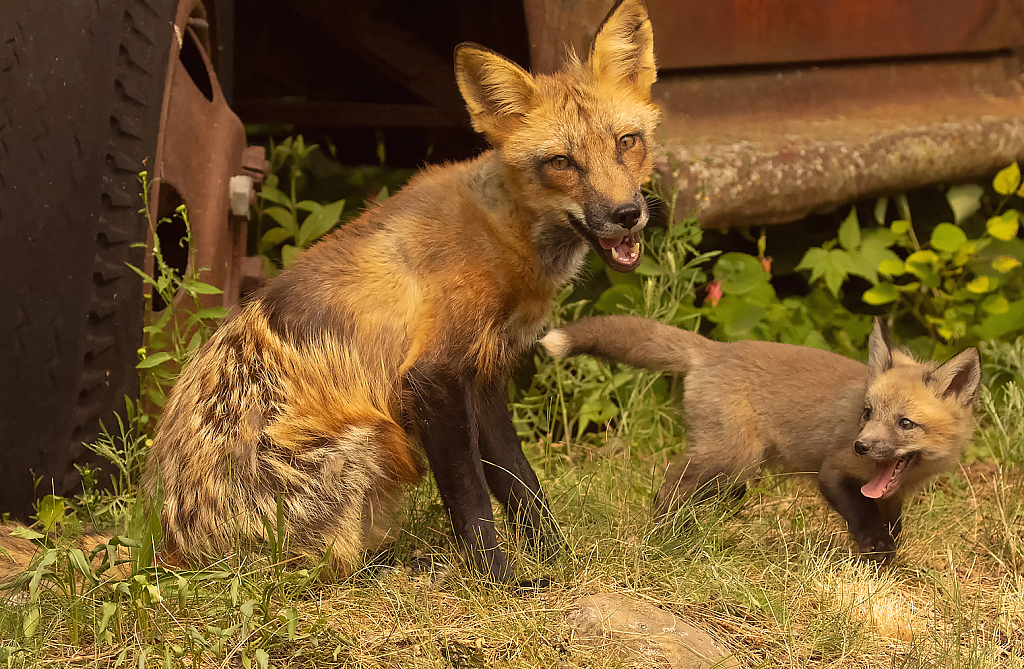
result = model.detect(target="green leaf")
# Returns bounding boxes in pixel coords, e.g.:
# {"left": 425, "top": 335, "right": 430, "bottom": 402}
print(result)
{"left": 862, "top": 282, "right": 899, "bottom": 305}
{"left": 259, "top": 186, "right": 290, "bottom": 207}
{"left": 930, "top": 223, "right": 968, "bottom": 252}
{"left": 878, "top": 259, "right": 906, "bottom": 276}
{"left": 260, "top": 226, "right": 293, "bottom": 248}
{"left": 711, "top": 296, "right": 766, "bottom": 336}
{"left": 993, "top": 255, "right": 1022, "bottom": 273}
{"left": 99, "top": 601, "right": 118, "bottom": 634}
{"left": 255, "top": 649, "right": 270, "bottom": 669}
{"left": 634, "top": 254, "right": 663, "bottom": 277}
{"left": 192, "top": 306, "right": 230, "bottom": 321}
{"left": 965, "top": 276, "right": 994, "bottom": 294}
{"left": 993, "top": 162, "right": 1021, "bottom": 196}
{"left": 281, "top": 245, "right": 300, "bottom": 268}
{"left": 838, "top": 208, "right": 861, "bottom": 250}
{"left": 986, "top": 211, "right": 1019, "bottom": 241}
{"left": 873, "top": 197, "right": 889, "bottom": 225}
{"left": 10, "top": 526, "right": 44, "bottom": 541}
{"left": 22, "top": 605, "right": 40, "bottom": 638}
{"left": 136, "top": 352, "right": 173, "bottom": 369}
{"left": 891, "top": 219, "right": 911, "bottom": 236}
{"left": 715, "top": 252, "right": 769, "bottom": 295}
{"left": 297, "top": 200, "right": 345, "bottom": 247}
{"left": 181, "top": 280, "right": 223, "bottom": 295}
{"left": 594, "top": 284, "right": 642, "bottom": 314}
{"left": 68, "top": 548, "right": 98, "bottom": 583}
{"left": 981, "top": 294, "right": 1009, "bottom": 314}
{"left": 35, "top": 495, "right": 65, "bottom": 533}
{"left": 262, "top": 206, "right": 298, "bottom": 235}
{"left": 976, "top": 299, "right": 1024, "bottom": 340}
{"left": 295, "top": 199, "right": 320, "bottom": 212}
{"left": 946, "top": 184, "right": 984, "bottom": 223}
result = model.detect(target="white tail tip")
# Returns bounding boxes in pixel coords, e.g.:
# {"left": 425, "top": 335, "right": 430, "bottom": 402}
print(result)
{"left": 539, "top": 330, "right": 571, "bottom": 357}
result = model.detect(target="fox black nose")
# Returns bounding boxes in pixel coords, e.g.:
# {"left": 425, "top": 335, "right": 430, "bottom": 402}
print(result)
{"left": 612, "top": 203, "right": 641, "bottom": 230}
{"left": 854, "top": 440, "right": 871, "bottom": 455}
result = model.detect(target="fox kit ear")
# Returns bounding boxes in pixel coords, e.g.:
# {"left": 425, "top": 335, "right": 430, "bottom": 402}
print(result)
{"left": 867, "top": 317, "right": 895, "bottom": 377}
{"left": 933, "top": 347, "right": 982, "bottom": 407}
{"left": 455, "top": 43, "right": 538, "bottom": 142}
{"left": 590, "top": 0, "right": 657, "bottom": 99}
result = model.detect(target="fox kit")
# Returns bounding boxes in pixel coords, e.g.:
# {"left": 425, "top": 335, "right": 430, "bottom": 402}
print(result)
{"left": 541, "top": 315, "right": 981, "bottom": 561}
{"left": 140, "top": 0, "right": 660, "bottom": 582}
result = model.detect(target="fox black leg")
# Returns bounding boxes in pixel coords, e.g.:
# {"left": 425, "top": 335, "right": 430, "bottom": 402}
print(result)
{"left": 408, "top": 368, "right": 509, "bottom": 582}
{"left": 475, "top": 380, "right": 560, "bottom": 555}
{"left": 818, "top": 474, "right": 896, "bottom": 562}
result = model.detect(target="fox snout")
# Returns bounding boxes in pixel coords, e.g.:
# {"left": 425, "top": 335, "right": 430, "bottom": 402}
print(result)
{"left": 612, "top": 202, "right": 643, "bottom": 231}
{"left": 854, "top": 438, "right": 873, "bottom": 456}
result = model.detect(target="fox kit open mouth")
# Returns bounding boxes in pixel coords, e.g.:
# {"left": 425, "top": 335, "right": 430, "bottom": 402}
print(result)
{"left": 861, "top": 452, "right": 920, "bottom": 499}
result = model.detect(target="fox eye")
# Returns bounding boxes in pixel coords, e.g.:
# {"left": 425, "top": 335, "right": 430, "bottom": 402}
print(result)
{"left": 548, "top": 155, "right": 572, "bottom": 170}
{"left": 618, "top": 134, "right": 637, "bottom": 150}
{"left": 899, "top": 417, "right": 917, "bottom": 430}
{"left": 862, "top": 406, "right": 872, "bottom": 421}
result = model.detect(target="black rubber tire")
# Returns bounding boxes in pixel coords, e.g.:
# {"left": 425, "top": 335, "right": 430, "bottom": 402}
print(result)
{"left": 0, "top": 0, "right": 178, "bottom": 519}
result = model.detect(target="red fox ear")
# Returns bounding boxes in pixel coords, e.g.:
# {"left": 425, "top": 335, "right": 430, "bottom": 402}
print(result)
{"left": 867, "top": 317, "right": 895, "bottom": 377}
{"left": 589, "top": 0, "right": 657, "bottom": 99}
{"left": 455, "top": 43, "right": 538, "bottom": 142}
{"left": 933, "top": 347, "right": 982, "bottom": 407}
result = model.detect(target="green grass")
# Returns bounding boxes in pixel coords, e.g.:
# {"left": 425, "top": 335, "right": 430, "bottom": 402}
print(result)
{"left": 2, "top": 208, "right": 1022, "bottom": 667}
{"left": 2, "top": 346, "right": 1022, "bottom": 668}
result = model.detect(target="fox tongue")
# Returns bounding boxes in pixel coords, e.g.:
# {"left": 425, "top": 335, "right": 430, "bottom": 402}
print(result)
{"left": 598, "top": 235, "right": 625, "bottom": 250}
{"left": 861, "top": 459, "right": 900, "bottom": 499}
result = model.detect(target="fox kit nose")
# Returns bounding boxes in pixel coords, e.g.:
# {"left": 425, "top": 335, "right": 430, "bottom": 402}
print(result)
{"left": 612, "top": 203, "right": 641, "bottom": 230}
{"left": 854, "top": 439, "right": 871, "bottom": 455}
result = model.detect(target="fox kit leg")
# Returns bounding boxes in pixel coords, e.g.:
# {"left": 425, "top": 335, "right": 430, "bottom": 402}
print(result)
{"left": 475, "top": 380, "right": 557, "bottom": 553}
{"left": 408, "top": 368, "right": 510, "bottom": 581}
{"left": 817, "top": 468, "right": 896, "bottom": 561}
{"left": 876, "top": 494, "right": 904, "bottom": 543}
{"left": 655, "top": 436, "right": 760, "bottom": 518}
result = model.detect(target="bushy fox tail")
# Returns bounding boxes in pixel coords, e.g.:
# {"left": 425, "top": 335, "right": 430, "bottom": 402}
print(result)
{"left": 539, "top": 315, "right": 713, "bottom": 374}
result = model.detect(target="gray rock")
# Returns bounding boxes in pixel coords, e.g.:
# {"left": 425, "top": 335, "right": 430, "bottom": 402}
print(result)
{"left": 568, "top": 592, "right": 741, "bottom": 668}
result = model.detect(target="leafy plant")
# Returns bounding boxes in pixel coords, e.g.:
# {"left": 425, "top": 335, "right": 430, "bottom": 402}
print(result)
{"left": 796, "top": 165, "right": 1024, "bottom": 354}
{"left": 254, "top": 135, "right": 414, "bottom": 273}
{"left": 130, "top": 172, "right": 228, "bottom": 424}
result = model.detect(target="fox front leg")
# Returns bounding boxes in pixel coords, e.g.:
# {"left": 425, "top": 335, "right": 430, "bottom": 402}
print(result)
{"left": 408, "top": 368, "right": 510, "bottom": 582}
{"left": 818, "top": 473, "right": 897, "bottom": 562}
{"left": 475, "top": 380, "right": 560, "bottom": 555}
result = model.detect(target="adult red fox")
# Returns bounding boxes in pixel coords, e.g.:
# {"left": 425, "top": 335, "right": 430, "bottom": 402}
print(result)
{"left": 541, "top": 316, "right": 981, "bottom": 561}
{"left": 135, "top": 0, "right": 660, "bottom": 582}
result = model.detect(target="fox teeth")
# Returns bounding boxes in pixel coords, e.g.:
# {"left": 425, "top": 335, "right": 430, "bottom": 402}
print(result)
{"left": 610, "top": 242, "right": 641, "bottom": 263}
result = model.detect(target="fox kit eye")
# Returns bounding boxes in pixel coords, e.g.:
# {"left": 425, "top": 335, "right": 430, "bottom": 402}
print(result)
{"left": 618, "top": 134, "right": 637, "bottom": 150}
{"left": 899, "top": 417, "right": 917, "bottom": 430}
{"left": 549, "top": 155, "right": 572, "bottom": 170}
{"left": 862, "top": 406, "right": 872, "bottom": 421}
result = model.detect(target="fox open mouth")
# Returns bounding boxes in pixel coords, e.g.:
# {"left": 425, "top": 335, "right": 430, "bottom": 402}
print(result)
{"left": 861, "top": 452, "right": 920, "bottom": 499}
{"left": 596, "top": 232, "right": 642, "bottom": 271}
{"left": 566, "top": 213, "right": 644, "bottom": 272}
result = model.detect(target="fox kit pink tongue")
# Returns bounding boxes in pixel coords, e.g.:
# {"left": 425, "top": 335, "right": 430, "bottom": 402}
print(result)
{"left": 861, "top": 460, "right": 900, "bottom": 499}
{"left": 598, "top": 235, "right": 625, "bottom": 250}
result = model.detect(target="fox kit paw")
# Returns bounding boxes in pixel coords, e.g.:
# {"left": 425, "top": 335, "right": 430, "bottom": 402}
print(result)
{"left": 855, "top": 533, "right": 897, "bottom": 562}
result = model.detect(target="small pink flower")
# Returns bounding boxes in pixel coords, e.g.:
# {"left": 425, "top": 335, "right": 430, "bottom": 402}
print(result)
{"left": 705, "top": 280, "right": 723, "bottom": 307}
{"left": 761, "top": 255, "right": 773, "bottom": 273}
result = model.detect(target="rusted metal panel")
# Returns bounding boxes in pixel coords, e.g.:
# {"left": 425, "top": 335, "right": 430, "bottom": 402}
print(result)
{"left": 148, "top": 0, "right": 266, "bottom": 313}
{"left": 525, "top": 0, "right": 1024, "bottom": 74}
{"left": 646, "top": 0, "right": 1024, "bottom": 70}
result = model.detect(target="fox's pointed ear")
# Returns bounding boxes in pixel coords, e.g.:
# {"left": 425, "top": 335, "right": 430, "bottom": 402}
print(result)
{"left": 867, "top": 317, "right": 895, "bottom": 377}
{"left": 932, "top": 347, "right": 982, "bottom": 407}
{"left": 455, "top": 43, "right": 538, "bottom": 142}
{"left": 590, "top": 0, "right": 657, "bottom": 99}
